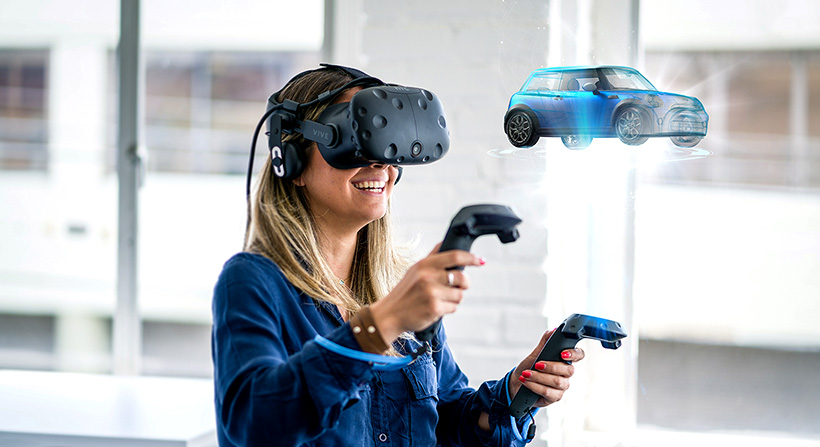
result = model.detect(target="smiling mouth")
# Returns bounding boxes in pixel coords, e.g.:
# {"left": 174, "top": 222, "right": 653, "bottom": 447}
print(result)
{"left": 352, "top": 180, "right": 386, "bottom": 193}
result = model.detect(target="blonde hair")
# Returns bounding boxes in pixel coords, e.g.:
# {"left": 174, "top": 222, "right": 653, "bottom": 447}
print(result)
{"left": 244, "top": 67, "right": 412, "bottom": 315}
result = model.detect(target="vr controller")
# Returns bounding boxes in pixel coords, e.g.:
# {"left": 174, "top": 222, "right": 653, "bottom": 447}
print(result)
{"left": 414, "top": 204, "right": 523, "bottom": 343}
{"left": 508, "top": 313, "right": 628, "bottom": 419}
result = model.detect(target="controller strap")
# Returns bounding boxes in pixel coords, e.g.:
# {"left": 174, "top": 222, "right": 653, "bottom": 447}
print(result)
{"left": 313, "top": 335, "right": 426, "bottom": 372}
{"left": 503, "top": 368, "right": 538, "bottom": 443}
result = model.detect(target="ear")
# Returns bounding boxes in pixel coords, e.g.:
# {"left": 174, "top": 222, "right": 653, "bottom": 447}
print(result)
{"left": 292, "top": 175, "right": 306, "bottom": 187}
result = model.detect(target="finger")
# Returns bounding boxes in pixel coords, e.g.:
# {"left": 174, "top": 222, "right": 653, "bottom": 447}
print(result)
{"left": 519, "top": 377, "right": 566, "bottom": 406}
{"left": 525, "top": 369, "right": 571, "bottom": 392}
{"left": 439, "top": 288, "right": 464, "bottom": 305}
{"left": 560, "top": 348, "right": 585, "bottom": 362}
{"left": 428, "top": 249, "right": 484, "bottom": 270}
{"left": 532, "top": 359, "right": 575, "bottom": 378}
{"left": 443, "top": 270, "right": 470, "bottom": 289}
{"left": 434, "top": 288, "right": 466, "bottom": 319}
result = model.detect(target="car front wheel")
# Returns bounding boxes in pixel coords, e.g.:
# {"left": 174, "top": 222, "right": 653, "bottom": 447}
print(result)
{"left": 505, "top": 110, "right": 540, "bottom": 147}
{"left": 615, "top": 106, "right": 649, "bottom": 145}
{"left": 561, "top": 135, "right": 592, "bottom": 149}
{"left": 670, "top": 115, "right": 702, "bottom": 147}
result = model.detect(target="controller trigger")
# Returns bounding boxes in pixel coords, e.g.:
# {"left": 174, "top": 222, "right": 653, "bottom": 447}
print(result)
{"left": 500, "top": 229, "right": 519, "bottom": 243}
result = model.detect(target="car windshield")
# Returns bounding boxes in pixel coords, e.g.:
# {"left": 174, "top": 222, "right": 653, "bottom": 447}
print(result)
{"left": 600, "top": 67, "right": 656, "bottom": 91}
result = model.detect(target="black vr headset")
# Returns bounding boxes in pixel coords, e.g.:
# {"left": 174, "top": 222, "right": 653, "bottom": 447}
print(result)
{"left": 246, "top": 64, "right": 450, "bottom": 198}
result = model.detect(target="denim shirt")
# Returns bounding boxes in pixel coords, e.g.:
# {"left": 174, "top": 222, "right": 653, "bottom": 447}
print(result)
{"left": 212, "top": 253, "right": 525, "bottom": 447}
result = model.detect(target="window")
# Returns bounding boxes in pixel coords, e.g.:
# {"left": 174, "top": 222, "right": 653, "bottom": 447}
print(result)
{"left": 600, "top": 67, "right": 657, "bottom": 91}
{"left": 135, "top": 51, "right": 317, "bottom": 376}
{"left": 525, "top": 73, "right": 561, "bottom": 91}
{"left": 559, "top": 69, "right": 597, "bottom": 91}
{"left": 809, "top": 54, "right": 820, "bottom": 138}
{"left": 140, "top": 51, "right": 298, "bottom": 174}
{"left": 0, "top": 49, "right": 49, "bottom": 170}
{"left": 1, "top": 0, "right": 323, "bottom": 377}
{"left": 726, "top": 53, "right": 791, "bottom": 136}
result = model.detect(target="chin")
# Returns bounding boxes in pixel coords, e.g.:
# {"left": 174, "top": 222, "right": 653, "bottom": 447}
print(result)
{"left": 364, "top": 205, "right": 388, "bottom": 224}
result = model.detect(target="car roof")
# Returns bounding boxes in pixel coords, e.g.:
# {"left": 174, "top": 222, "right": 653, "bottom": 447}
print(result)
{"left": 529, "top": 65, "right": 637, "bottom": 74}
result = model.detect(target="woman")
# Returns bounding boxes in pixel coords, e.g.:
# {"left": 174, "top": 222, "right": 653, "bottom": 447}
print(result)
{"left": 211, "top": 65, "right": 584, "bottom": 447}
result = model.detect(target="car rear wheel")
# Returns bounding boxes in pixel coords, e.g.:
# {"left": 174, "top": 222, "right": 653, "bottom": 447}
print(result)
{"left": 505, "top": 110, "right": 540, "bottom": 147}
{"left": 561, "top": 135, "right": 592, "bottom": 149}
{"left": 670, "top": 115, "right": 702, "bottom": 147}
{"left": 615, "top": 106, "right": 649, "bottom": 146}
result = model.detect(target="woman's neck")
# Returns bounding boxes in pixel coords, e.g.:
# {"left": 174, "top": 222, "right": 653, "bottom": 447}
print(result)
{"left": 316, "top": 223, "right": 359, "bottom": 286}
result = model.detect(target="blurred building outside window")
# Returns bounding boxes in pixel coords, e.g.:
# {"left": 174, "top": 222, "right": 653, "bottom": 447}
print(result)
{"left": 0, "top": 49, "right": 49, "bottom": 171}
{"left": 0, "top": 0, "right": 323, "bottom": 377}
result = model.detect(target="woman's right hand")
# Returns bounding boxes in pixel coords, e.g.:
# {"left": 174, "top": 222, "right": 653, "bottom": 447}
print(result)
{"left": 368, "top": 244, "right": 485, "bottom": 345}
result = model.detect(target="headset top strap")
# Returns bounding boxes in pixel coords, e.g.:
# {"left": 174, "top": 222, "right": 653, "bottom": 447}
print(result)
{"left": 319, "top": 63, "right": 371, "bottom": 79}
{"left": 268, "top": 63, "right": 384, "bottom": 107}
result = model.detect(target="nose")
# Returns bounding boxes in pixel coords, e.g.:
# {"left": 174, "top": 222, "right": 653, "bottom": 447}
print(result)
{"left": 370, "top": 162, "right": 387, "bottom": 169}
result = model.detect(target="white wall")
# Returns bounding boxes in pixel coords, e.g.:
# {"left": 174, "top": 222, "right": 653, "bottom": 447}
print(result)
{"left": 329, "top": 0, "right": 554, "bottom": 386}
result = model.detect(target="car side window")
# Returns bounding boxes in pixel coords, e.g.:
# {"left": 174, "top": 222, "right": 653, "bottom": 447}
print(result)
{"left": 560, "top": 70, "right": 599, "bottom": 92}
{"left": 525, "top": 74, "right": 561, "bottom": 92}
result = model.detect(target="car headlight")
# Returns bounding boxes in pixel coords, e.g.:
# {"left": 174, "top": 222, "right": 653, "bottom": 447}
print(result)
{"left": 645, "top": 94, "right": 663, "bottom": 108}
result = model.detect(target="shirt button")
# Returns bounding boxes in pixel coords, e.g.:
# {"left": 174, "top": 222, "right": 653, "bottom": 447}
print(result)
{"left": 378, "top": 433, "right": 388, "bottom": 442}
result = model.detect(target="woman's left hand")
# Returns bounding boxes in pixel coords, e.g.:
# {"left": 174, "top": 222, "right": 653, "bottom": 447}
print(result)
{"left": 507, "top": 329, "right": 585, "bottom": 407}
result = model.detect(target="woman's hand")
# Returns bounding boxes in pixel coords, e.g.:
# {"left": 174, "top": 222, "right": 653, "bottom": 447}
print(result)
{"left": 369, "top": 244, "right": 484, "bottom": 344}
{"left": 507, "top": 329, "right": 585, "bottom": 408}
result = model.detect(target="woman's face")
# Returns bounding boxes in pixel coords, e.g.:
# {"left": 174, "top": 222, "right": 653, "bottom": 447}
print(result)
{"left": 294, "top": 88, "right": 400, "bottom": 233}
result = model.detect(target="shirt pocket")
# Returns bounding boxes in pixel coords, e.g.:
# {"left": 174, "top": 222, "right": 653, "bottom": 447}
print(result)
{"left": 402, "top": 353, "right": 438, "bottom": 401}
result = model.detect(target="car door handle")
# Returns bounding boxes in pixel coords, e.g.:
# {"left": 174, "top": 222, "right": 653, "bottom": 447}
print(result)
{"left": 553, "top": 96, "right": 563, "bottom": 100}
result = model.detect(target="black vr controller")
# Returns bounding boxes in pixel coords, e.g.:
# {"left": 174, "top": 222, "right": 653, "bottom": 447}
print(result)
{"left": 414, "top": 204, "right": 523, "bottom": 344}
{"left": 508, "top": 313, "right": 628, "bottom": 419}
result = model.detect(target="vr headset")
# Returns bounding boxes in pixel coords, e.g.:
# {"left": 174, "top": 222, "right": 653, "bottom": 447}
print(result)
{"left": 246, "top": 64, "right": 450, "bottom": 198}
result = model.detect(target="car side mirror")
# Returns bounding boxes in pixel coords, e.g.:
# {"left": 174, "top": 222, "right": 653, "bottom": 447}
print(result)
{"left": 583, "top": 82, "right": 597, "bottom": 92}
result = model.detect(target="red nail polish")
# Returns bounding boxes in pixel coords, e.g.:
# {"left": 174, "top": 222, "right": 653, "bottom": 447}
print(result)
{"left": 534, "top": 362, "right": 546, "bottom": 370}
{"left": 561, "top": 351, "right": 572, "bottom": 359}
{"left": 518, "top": 375, "right": 527, "bottom": 383}
{"left": 522, "top": 370, "right": 532, "bottom": 379}
{"left": 479, "top": 257, "right": 486, "bottom": 265}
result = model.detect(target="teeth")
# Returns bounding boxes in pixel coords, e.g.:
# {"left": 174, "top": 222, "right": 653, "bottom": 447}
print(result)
{"left": 353, "top": 181, "right": 386, "bottom": 191}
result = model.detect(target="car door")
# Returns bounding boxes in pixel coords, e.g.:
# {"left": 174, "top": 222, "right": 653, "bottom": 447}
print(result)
{"left": 556, "top": 69, "right": 607, "bottom": 133}
{"left": 520, "top": 73, "right": 566, "bottom": 130}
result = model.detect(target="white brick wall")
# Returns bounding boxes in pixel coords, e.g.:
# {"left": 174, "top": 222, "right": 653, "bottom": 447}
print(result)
{"left": 331, "top": 0, "right": 554, "bottom": 389}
